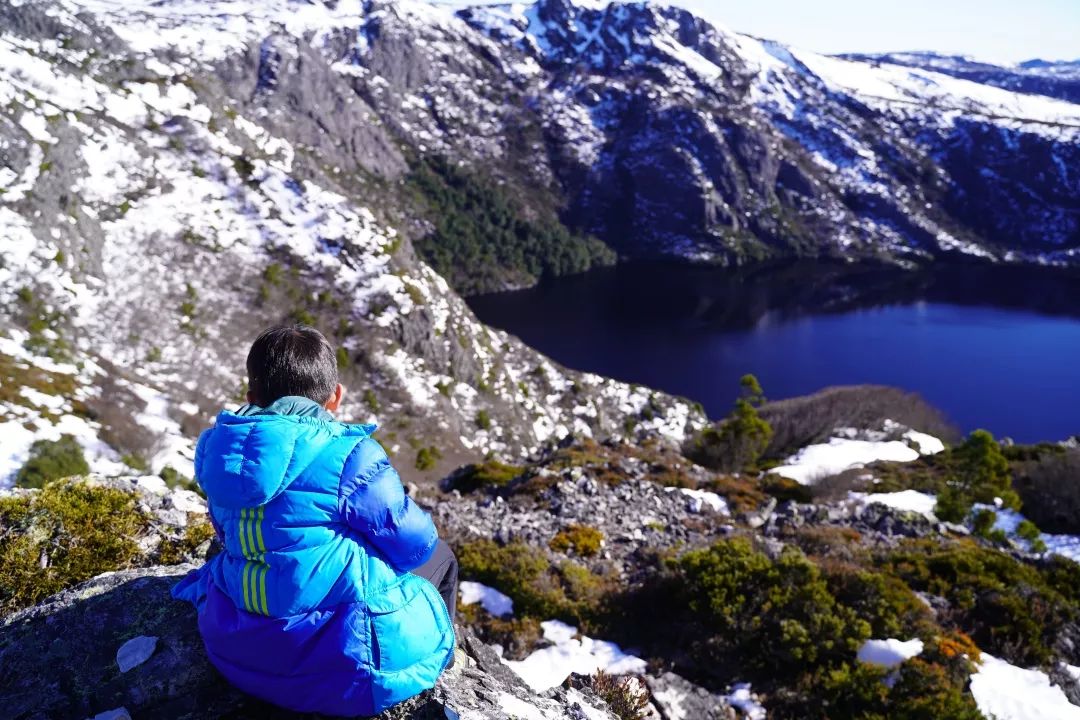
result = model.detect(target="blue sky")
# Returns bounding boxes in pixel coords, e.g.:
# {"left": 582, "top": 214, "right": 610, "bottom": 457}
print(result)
{"left": 673, "top": 0, "right": 1079, "bottom": 64}
{"left": 436, "top": 0, "right": 1080, "bottom": 65}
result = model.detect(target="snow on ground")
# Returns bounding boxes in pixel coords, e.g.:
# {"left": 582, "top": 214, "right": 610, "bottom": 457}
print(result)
{"left": 770, "top": 422, "right": 944, "bottom": 485}
{"left": 848, "top": 489, "right": 938, "bottom": 516}
{"left": 857, "top": 638, "right": 925, "bottom": 669}
{"left": 772, "top": 439, "right": 918, "bottom": 485}
{"left": 459, "top": 581, "right": 513, "bottom": 618}
{"left": 504, "top": 620, "right": 647, "bottom": 693}
{"left": 970, "top": 654, "right": 1080, "bottom": 720}
{"left": 1043, "top": 534, "right": 1080, "bottom": 563}
{"left": 972, "top": 504, "right": 1080, "bottom": 563}
{"left": 724, "top": 684, "right": 767, "bottom": 720}
{"left": 665, "top": 487, "right": 729, "bottom": 514}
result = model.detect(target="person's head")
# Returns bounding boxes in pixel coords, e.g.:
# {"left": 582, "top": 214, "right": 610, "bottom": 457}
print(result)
{"left": 245, "top": 324, "right": 344, "bottom": 411}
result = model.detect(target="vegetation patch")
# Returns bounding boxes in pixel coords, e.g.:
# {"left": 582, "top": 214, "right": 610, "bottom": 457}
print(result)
{"left": 457, "top": 539, "right": 611, "bottom": 627}
{"left": 883, "top": 539, "right": 1079, "bottom": 666}
{"left": 608, "top": 537, "right": 982, "bottom": 719}
{"left": 448, "top": 460, "right": 524, "bottom": 493}
{"left": 0, "top": 481, "right": 149, "bottom": 615}
{"left": 685, "top": 375, "right": 773, "bottom": 472}
{"left": 549, "top": 524, "right": 604, "bottom": 558}
{"left": 407, "top": 155, "right": 616, "bottom": 295}
{"left": 15, "top": 435, "right": 90, "bottom": 489}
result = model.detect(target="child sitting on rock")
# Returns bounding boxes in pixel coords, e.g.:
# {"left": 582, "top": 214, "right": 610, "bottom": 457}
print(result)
{"left": 172, "top": 324, "right": 457, "bottom": 716}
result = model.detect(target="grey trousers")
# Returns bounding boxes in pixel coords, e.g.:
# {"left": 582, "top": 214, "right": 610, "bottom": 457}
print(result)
{"left": 410, "top": 539, "right": 458, "bottom": 626}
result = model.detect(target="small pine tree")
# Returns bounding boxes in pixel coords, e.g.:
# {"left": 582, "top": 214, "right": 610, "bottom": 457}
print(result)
{"left": 688, "top": 374, "right": 773, "bottom": 472}
{"left": 952, "top": 429, "right": 1017, "bottom": 508}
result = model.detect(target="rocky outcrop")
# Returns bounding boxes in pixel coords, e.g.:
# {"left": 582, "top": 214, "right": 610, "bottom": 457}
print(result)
{"left": 0, "top": 564, "right": 619, "bottom": 720}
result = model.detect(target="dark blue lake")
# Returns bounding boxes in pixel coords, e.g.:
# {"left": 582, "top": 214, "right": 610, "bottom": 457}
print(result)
{"left": 468, "top": 262, "right": 1080, "bottom": 444}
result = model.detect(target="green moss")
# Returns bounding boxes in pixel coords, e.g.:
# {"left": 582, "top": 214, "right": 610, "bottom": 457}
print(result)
{"left": 0, "top": 481, "right": 149, "bottom": 615}
{"left": 550, "top": 524, "right": 603, "bottom": 558}
{"left": 159, "top": 518, "right": 215, "bottom": 566}
{"left": 15, "top": 435, "right": 90, "bottom": 489}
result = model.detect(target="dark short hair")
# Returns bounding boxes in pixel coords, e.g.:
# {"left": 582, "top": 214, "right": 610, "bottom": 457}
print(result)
{"left": 246, "top": 324, "right": 338, "bottom": 405}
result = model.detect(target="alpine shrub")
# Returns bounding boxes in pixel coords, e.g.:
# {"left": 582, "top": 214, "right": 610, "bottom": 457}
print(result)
{"left": 15, "top": 435, "right": 90, "bottom": 489}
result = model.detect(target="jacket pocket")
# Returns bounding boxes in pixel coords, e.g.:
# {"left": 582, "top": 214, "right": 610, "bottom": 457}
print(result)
{"left": 368, "top": 575, "right": 452, "bottom": 674}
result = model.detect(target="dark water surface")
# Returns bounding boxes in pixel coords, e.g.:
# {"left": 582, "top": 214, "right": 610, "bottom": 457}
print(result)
{"left": 467, "top": 262, "right": 1080, "bottom": 443}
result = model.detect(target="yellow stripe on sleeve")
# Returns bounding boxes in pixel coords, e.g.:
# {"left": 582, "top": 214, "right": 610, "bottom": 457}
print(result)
{"left": 238, "top": 508, "right": 249, "bottom": 559}
{"left": 241, "top": 561, "right": 252, "bottom": 612}
{"left": 258, "top": 563, "right": 269, "bottom": 616}
{"left": 245, "top": 508, "right": 257, "bottom": 560}
{"left": 255, "top": 505, "right": 267, "bottom": 558}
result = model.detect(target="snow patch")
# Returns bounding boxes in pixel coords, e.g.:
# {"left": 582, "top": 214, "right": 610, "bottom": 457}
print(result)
{"left": 970, "top": 653, "right": 1080, "bottom": 720}
{"left": 857, "top": 638, "right": 924, "bottom": 669}
{"left": 505, "top": 620, "right": 646, "bottom": 693}
{"left": 459, "top": 581, "right": 513, "bottom": 618}
{"left": 849, "top": 489, "right": 938, "bottom": 516}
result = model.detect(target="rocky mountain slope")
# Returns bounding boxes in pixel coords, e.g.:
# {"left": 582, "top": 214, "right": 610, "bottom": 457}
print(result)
{"left": 0, "top": 0, "right": 707, "bottom": 489}
{"left": 5, "top": 421, "right": 1080, "bottom": 719}
{"left": 3, "top": 0, "right": 1080, "bottom": 487}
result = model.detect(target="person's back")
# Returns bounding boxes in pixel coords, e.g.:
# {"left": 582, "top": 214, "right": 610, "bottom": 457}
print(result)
{"left": 172, "top": 325, "right": 456, "bottom": 716}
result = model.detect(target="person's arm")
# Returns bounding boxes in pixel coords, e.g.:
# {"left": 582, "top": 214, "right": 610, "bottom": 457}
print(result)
{"left": 339, "top": 437, "right": 438, "bottom": 571}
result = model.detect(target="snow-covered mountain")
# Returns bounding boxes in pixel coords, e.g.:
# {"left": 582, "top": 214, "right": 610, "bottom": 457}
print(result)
{"left": 0, "top": 0, "right": 704, "bottom": 487}
{"left": 841, "top": 52, "right": 1080, "bottom": 105}
{"left": 2, "top": 0, "right": 1079, "bottom": 485}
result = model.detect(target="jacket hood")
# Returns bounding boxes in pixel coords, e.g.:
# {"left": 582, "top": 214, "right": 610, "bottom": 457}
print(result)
{"left": 195, "top": 409, "right": 376, "bottom": 508}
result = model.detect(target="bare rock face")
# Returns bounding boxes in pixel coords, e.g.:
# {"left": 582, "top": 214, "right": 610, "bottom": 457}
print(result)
{"left": 0, "top": 565, "right": 617, "bottom": 720}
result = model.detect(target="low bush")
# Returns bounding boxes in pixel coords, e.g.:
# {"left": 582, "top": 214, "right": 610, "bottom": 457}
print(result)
{"left": 549, "top": 524, "right": 603, "bottom": 557}
{"left": 457, "top": 539, "right": 610, "bottom": 626}
{"left": 758, "top": 475, "right": 814, "bottom": 504}
{"left": 934, "top": 430, "right": 1019, "bottom": 522}
{"left": 15, "top": 435, "right": 90, "bottom": 489}
{"left": 457, "top": 602, "right": 542, "bottom": 660}
{"left": 607, "top": 538, "right": 982, "bottom": 719}
{"left": 701, "top": 474, "right": 768, "bottom": 513}
{"left": 590, "top": 671, "right": 649, "bottom": 720}
{"left": 448, "top": 461, "right": 525, "bottom": 493}
{"left": 415, "top": 445, "right": 442, "bottom": 471}
{"left": 883, "top": 540, "right": 1076, "bottom": 666}
{"left": 675, "top": 539, "right": 872, "bottom": 678}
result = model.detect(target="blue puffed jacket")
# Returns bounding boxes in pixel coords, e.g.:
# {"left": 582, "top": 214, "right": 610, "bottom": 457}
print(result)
{"left": 171, "top": 397, "right": 454, "bottom": 716}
